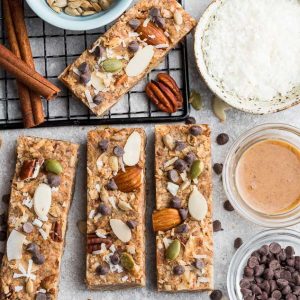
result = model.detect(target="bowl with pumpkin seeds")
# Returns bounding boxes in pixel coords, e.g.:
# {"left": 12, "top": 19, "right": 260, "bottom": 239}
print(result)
{"left": 26, "top": 0, "right": 133, "bottom": 30}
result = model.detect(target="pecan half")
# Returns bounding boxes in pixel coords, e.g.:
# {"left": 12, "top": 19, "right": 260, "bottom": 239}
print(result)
{"left": 136, "top": 21, "right": 169, "bottom": 46}
{"left": 50, "top": 221, "right": 62, "bottom": 242}
{"left": 145, "top": 73, "right": 183, "bottom": 113}
{"left": 19, "top": 160, "right": 36, "bottom": 181}
{"left": 87, "top": 233, "right": 112, "bottom": 254}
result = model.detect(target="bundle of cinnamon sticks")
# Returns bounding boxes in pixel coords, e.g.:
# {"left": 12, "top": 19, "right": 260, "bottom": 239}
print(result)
{"left": 1, "top": 0, "right": 60, "bottom": 128}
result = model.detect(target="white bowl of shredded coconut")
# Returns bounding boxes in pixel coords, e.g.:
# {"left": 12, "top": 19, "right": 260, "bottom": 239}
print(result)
{"left": 194, "top": 0, "right": 300, "bottom": 114}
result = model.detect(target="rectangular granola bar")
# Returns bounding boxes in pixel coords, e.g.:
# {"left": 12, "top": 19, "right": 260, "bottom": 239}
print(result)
{"left": 59, "top": 0, "right": 196, "bottom": 116}
{"left": 154, "top": 125, "right": 213, "bottom": 292}
{"left": 86, "top": 127, "right": 146, "bottom": 289}
{"left": 0, "top": 136, "right": 79, "bottom": 299}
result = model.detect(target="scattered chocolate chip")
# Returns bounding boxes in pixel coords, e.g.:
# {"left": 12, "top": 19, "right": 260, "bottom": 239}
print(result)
{"left": 234, "top": 237, "right": 243, "bottom": 249}
{"left": 185, "top": 116, "right": 196, "bottom": 124}
{"left": 0, "top": 231, "right": 6, "bottom": 241}
{"left": 223, "top": 200, "right": 234, "bottom": 211}
{"left": 113, "top": 146, "right": 125, "bottom": 157}
{"left": 93, "top": 45, "right": 105, "bottom": 58}
{"left": 173, "top": 265, "right": 185, "bottom": 275}
{"left": 179, "top": 208, "right": 188, "bottom": 221}
{"left": 174, "top": 159, "right": 187, "bottom": 172}
{"left": 175, "top": 223, "right": 188, "bottom": 234}
{"left": 32, "top": 252, "right": 45, "bottom": 265}
{"left": 128, "top": 18, "right": 141, "bottom": 30}
{"left": 270, "top": 242, "right": 282, "bottom": 254}
{"left": 80, "top": 72, "right": 91, "bottom": 85}
{"left": 175, "top": 141, "right": 187, "bottom": 151}
{"left": 98, "top": 203, "right": 111, "bottom": 216}
{"left": 106, "top": 179, "right": 118, "bottom": 191}
{"left": 96, "top": 264, "right": 109, "bottom": 276}
{"left": 93, "top": 94, "right": 103, "bottom": 105}
{"left": 194, "top": 259, "right": 204, "bottom": 270}
{"left": 170, "top": 196, "right": 181, "bottom": 209}
{"left": 47, "top": 173, "right": 61, "bottom": 188}
{"left": 26, "top": 243, "right": 39, "bottom": 255}
{"left": 2, "top": 194, "right": 10, "bottom": 204}
{"left": 23, "top": 222, "right": 34, "bottom": 234}
{"left": 210, "top": 290, "right": 223, "bottom": 300}
{"left": 189, "top": 126, "right": 202, "bottom": 136}
{"left": 149, "top": 7, "right": 161, "bottom": 17}
{"left": 167, "top": 169, "right": 179, "bottom": 183}
{"left": 110, "top": 253, "right": 120, "bottom": 265}
{"left": 213, "top": 220, "right": 223, "bottom": 232}
{"left": 78, "top": 62, "right": 89, "bottom": 74}
{"left": 184, "top": 152, "right": 196, "bottom": 166}
{"left": 126, "top": 220, "right": 137, "bottom": 229}
{"left": 36, "top": 293, "right": 49, "bottom": 300}
{"left": 153, "top": 16, "right": 165, "bottom": 29}
{"left": 216, "top": 133, "right": 229, "bottom": 145}
{"left": 213, "top": 163, "right": 223, "bottom": 175}
{"left": 128, "top": 41, "right": 139, "bottom": 53}
{"left": 98, "top": 139, "right": 109, "bottom": 152}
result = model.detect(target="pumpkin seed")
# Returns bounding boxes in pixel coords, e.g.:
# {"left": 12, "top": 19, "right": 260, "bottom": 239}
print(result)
{"left": 190, "top": 160, "right": 204, "bottom": 180}
{"left": 212, "top": 96, "right": 231, "bottom": 122}
{"left": 166, "top": 239, "right": 181, "bottom": 260}
{"left": 101, "top": 58, "right": 123, "bottom": 73}
{"left": 120, "top": 252, "right": 135, "bottom": 270}
{"left": 189, "top": 91, "right": 202, "bottom": 111}
{"left": 45, "top": 159, "right": 63, "bottom": 175}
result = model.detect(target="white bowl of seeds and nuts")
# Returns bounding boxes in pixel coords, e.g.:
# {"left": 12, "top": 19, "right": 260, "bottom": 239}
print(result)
{"left": 26, "top": 0, "right": 134, "bottom": 31}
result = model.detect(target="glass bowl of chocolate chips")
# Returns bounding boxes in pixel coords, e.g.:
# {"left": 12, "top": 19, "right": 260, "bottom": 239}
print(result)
{"left": 227, "top": 228, "right": 300, "bottom": 300}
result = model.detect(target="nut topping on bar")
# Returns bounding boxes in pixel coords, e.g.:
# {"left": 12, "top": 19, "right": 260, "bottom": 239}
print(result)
{"left": 114, "top": 166, "right": 142, "bottom": 193}
{"left": 152, "top": 208, "right": 182, "bottom": 232}
{"left": 136, "top": 21, "right": 169, "bottom": 46}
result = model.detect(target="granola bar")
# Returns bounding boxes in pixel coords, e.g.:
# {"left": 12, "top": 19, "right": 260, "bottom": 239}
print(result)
{"left": 59, "top": 0, "right": 196, "bottom": 116}
{"left": 86, "top": 128, "right": 146, "bottom": 289}
{"left": 154, "top": 125, "right": 213, "bottom": 292}
{"left": 0, "top": 137, "right": 79, "bottom": 300}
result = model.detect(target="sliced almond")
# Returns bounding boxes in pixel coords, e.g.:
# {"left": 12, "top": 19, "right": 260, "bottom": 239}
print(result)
{"left": 96, "top": 153, "right": 105, "bottom": 171}
{"left": 188, "top": 186, "right": 208, "bottom": 221}
{"left": 123, "top": 131, "right": 142, "bottom": 166}
{"left": 110, "top": 219, "right": 132, "bottom": 243}
{"left": 34, "top": 183, "right": 52, "bottom": 221}
{"left": 174, "top": 10, "right": 183, "bottom": 25}
{"left": 6, "top": 230, "right": 26, "bottom": 261}
{"left": 125, "top": 45, "right": 154, "bottom": 77}
{"left": 108, "top": 156, "right": 119, "bottom": 173}
{"left": 91, "top": 72, "right": 105, "bottom": 91}
{"left": 118, "top": 200, "right": 133, "bottom": 211}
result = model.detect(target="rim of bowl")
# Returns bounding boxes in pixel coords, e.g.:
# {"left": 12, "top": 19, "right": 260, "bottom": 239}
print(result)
{"left": 193, "top": 0, "right": 300, "bottom": 115}
{"left": 227, "top": 228, "right": 300, "bottom": 300}
{"left": 25, "top": 0, "right": 134, "bottom": 31}
{"left": 223, "top": 123, "right": 300, "bottom": 228}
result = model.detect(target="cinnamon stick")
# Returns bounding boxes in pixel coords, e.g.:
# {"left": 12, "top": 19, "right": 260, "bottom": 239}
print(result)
{"left": 2, "top": 0, "right": 35, "bottom": 128}
{"left": 8, "top": 0, "right": 45, "bottom": 126}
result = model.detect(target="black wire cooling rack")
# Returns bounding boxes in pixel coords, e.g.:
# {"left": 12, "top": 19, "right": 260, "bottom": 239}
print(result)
{"left": 0, "top": 1, "right": 190, "bottom": 129}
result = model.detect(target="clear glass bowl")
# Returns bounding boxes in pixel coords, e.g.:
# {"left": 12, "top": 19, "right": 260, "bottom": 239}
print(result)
{"left": 223, "top": 123, "right": 300, "bottom": 227}
{"left": 227, "top": 229, "right": 300, "bottom": 300}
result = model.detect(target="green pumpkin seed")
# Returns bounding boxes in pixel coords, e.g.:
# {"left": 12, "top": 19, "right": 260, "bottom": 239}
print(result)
{"left": 166, "top": 239, "right": 181, "bottom": 260}
{"left": 101, "top": 58, "right": 123, "bottom": 73}
{"left": 190, "top": 160, "right": 204, "bottom": 180}
{"left": 120, "top": 252, "right": 135, "bottom": 270}
{"left": 189, "top": 91, "right": 202, "bottom": 111}
{"left": 45, "top": 159, "right": 63, "bottom": 175}
{"left": 212, "top": 96, "right": 231, "bottom": 122}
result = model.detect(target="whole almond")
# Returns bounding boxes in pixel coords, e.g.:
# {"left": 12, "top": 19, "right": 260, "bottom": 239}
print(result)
{"left": 152, "top": 208, "right": 181, "bottom": 232}
{"left": 114, "top": 166, "right": 143, "bottom": 193}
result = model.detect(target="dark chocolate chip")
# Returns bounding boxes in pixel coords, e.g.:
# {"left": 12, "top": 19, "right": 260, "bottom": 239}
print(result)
{"left": 286, "top": 246, "right": 295, "bottom": 258}
{"left": 210, "top": 290, "right": 223, "bottom": 300}
{"left": 174, "top": 159, "right": 187, "bottom": 172}
{"left": 277, "top": 249, "right": 286, "bottom": 261}
{"left": 271, "top": 290, "right": 282, "bottom": 299}
{"left": 254, "top": 264, "right": 265, "bottom": 276}
{"left": 185, "top": 116, "right": 196, "bottom": 125}
{"left": 128, "top": 41, "right": 139, "bottom": 53}
{"left": 36, "top": 293, "right": 49, "bottom": 300}
{"left": 216, "top": 133, "right": 229, "bottom": 145}
{"left": 93, "top": 94, "right": 103, "bottom": 105}
{"left": 78, "top": 62, "right": 89, "bottom": 74}
{"left": 1, "top": 194, "right": 9, "bottom": 204}
{"left": 248, "top": 256, "right": 259, "bottom": 268}
{"left": 252, "top": 284, "right": 262, "bottom": 295}
{"left": 47, "top": 173, "right": 61, "bottom": 188}
{"left": 167, "top": 169, "right": 179, "bottom": 183}
{"left": 175, "top": 223, "right": 188, "bottom": 234}
{"left": 149, "top": 7, "right": 161, "bottom": 17}
{"left": 280, "top": 270, "right": 292, "bottom": 280}
{"left": 240, "top": 278, "right": 251, "bottom": 289}
{"left": 241, "top": 288, "right": 252, "bottom": 297}
{"left": 213, "top": 220, "right": 223, "bottom": 232}
{"left": 189, "top": 126, "right": 202, "bottom": 136}
{"left": 270, "top": 279, "right": 277, "bottom": 292}
{"left": 128, "top": 19, "right": 141, "bottom": 30}
{"left": 153, "top": 16, "right": 165, "bottom": 29}
{"left": 0, "top": 231, "right": 6, "bottom": 241}
{"left": 113, "top": 146, "right": 125, "bottom": 157}
{"left": 98, "top": 203, "right": 111, "bottom": 216}
{"left": 26, "top": 243, "right": 39, "bottom": 255}
{"left": 287, "top": 258, "right": 295, "bottom": 267}
{"left": 23, "top": 222, "right": 34, "bottom": 234}
{"left": 244, "top": 267, "right": 254, "bottom": 277}
{"left": 259, "top": 280, "right": 270, "bottom": 293}
{"left": 0, "top": 252, "right": 3, "bottom": 263}
{"left": 269, "top": 242, "right": 282, "bottom": 254}
{"left": 170, "top": 196, "right": 181, "bottom": 209}
{"left": 295, "top": 256, "right": 300, "bottom": 270}
{"left": 96, "top": 264, "right": 109, "bottom": 276}
{"left": 93, "top": 45, "right": 105, "bottom": 58}
{"left": 184, "top": 152, "right": 196, "bottom": 166}
{"left": 32, "top": 252, "right": 45, "bottom": 265}
{"left": 173, "top": 265, "right": 185, "bottom": 275}
{"left": 277, "top": 279, "right": 289, "bottom": 288}
{"left": 259, "top": 245, "right": 270, "bottom": 256}
{"left": 223, "top": 200, "right": 234, "bottom": 211}
{"left": 175, "top": 141, "right": 187, "bottom": 151}
{"left": 110, "top": 253, "right": 120, "bottom": 265}
{"left": 293, "top": 285, "right": 300, "bottom": 295}
{"left": 194, "top": 259, "right": 204, "bottom": 270}
{"left": 126, "top": 220, "right": 137, "bottom": 230}
{"left": 286, "top": 294, "right": 297, "bottom": 300}
{"left": 106, "top": 179, "right": 118, "bottom": 191}
{"left": 80, "top": 72, "right": 91, "bottom": 85}
{"left": 269, "top": 260, "right": 280, "bottom": 270}
{"left": 263, "top": 268, "right": 274, "bottom": 279}
{"left": 213, "top": 163, "right": 223, "bottom": 175}
{"left": 234, "top": 237, "right": 243, "bottom": 249}
{"left": 98, "top": 139, "right": 109, "bottom": 152}
{"left": 282, "top": 285, "right": 292, "bottom": 295}
{"left": 179, "top": 208, "right": 188, "bottom": 221}
{"left": 0, "top": 213, "right": 7, "bottom": 226}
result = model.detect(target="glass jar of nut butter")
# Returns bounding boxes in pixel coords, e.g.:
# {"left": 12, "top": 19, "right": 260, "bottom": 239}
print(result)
{"left": 223, "top": 123, "right": 300, "bottom": 227}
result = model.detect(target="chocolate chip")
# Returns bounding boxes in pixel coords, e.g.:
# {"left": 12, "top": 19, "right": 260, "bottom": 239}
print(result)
{"left": 263, "top": 268, "right": 274, "bottom": 279}
{"left": 252, "top": 284, "right": 262, "bottom": 295}
{"left": 93, "top": 45, "right": 105, "bottom": 58}
{"left": 281, "top": 270, "right": 292, "bottom": 280}
{"left": 189, "top": 126, "right": 202, "bottom": 136}
{"left": 213, "top": 220, "right": 223, "bottom": 232}
{"left": 0, "top": 252, "right": 3, "bottom": 263}
{"left": 170, "top": 196, "right": 181, "bottom": 209}
{"left": 223, "top": 200, "right": 234, "bottom": 212}
{"left": 277, "top": 278, "right": 289, "bottom": 288}
{"left": 96, "top": 264, "right": 109, "bottom": 276}
{"left": 210, "top": 290, "right": 223, "bottom": 300}
{"left": 271, "top": 290, "right": 282, "bottom": 299}
{"left": 184, "top": 152, "right": 196, "bottom": 166}
{"left": 126, "top": 220, "right": 137, "bottom": 229}
{"left": 241, "top": 288, "right": 252, "bottom": 297}
{"left": 216, "top": 133, "right": 229, "bottom": 145}
{"left": 93, "top": 94, "right": 103, "bottom": 105}
{"left": 179, "top": 208, "right": 188, "bottom": 220}
{"left": 194, "top": 259, "right": 204, "bottom": 270}
{"left": 106, "top": 179, "right": 118, "bottom": 191}
{"left": 269, "top": 259, "right": 280, "bottom": 270}
{"left": 36, "top": 293, "right": 48, "bottom": 300}
{"left": 167, "top": 169, "right": 179, "bottom": 183}
{"left": 244, "top": 267, "right": 254, "bottom": 277}
{"left": 23, "top": 222, "right": 34, "bottom": 234}
{"left": 234, "top": 237, "right": 243, "bottom": 249}
{"left": 173, "top": 265, "right": 185, "bottom": 275}
{"left": 248, "top": 256, "right": 259, "bottom": 268}
{"left": 213, "top": 163, "right": 223, "bottom": 175}
{"left": 98, "top": 203, "right": 111, "bottom": 216}
{"left": 282, "top": 285, "right": 292, "bottom": 295}
{"left": 174, "top": 159, "right": 187, "bottom": 172}
{"left": 175, "top": 223, "right": 188, "bottom": 234}
{"left": 0, "top": 213, "right": 7, "bottom": 226}
{"left": 1, "top": 194, "right": 10, "bottom": 204}
{"left": 149, "top": 7, "right": 161, "bottom": 17}
{"left": 47, "top": 173, "right": 61, "bottom": 188}
{"left": 270, "top": 242, "right": 282, "bottom": 254}
{"left": 254, "top": 264, "right": 265, "bottom": 276}
{"left": 286, "top": 294, "right": 297, "bottom": 300}
{"left": 175, "top": 141, "right": 187, "bottom": 151}
{"left": 113, "top": 146, "right": 124, "bottom": 157}
{"left": 128, "top": 41, "right": 139, "bottom": 53}
{"left": 98, "top": 139, "right": 109, "bottom": 152}
{"left": 185, "top": 116, "right": 196, "bottom": 125}
{"left": 110, "top": 253, "right": 120, "bottom": 265}
{"left": 128, "top": 19, "right": 141, "bottom": 30}
{"left": 80, "top": 72, "right": 91, "bottom": 85}
{"left": 153, "top": 16, "right": 165, "bottom": 28}
{"left": 26, "top": 243, "right": 39, "bottom": 255}
{"left": 240, "top": 278, "right": 251, "bottom": 288}
{"left": 286, "top": 246, "right": 295, "bottom": 258}
{"left": 78, "top": 62, "right": 89, "bottom": 74}
{"left": 32, "top": 252, "right": 45, "bottom": 265}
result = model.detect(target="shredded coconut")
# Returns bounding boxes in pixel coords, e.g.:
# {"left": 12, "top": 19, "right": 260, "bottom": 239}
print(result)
{"left": 202, "top": 0, "right": 300, "bottom": 101}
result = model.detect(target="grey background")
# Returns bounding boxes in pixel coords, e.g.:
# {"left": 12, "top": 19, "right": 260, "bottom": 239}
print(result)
{"left": 0, "top": 0, "right": 300, "bottom": 299}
